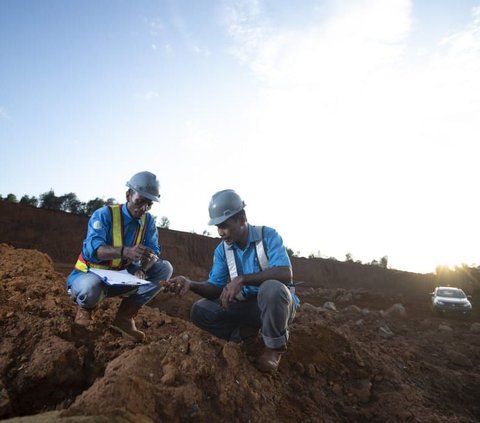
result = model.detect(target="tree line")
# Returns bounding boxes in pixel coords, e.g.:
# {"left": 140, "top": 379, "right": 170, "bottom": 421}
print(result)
{"left": 285, "top": 248, "right": 389, "bottom": 269}
{"left": 0, "top": 190, "right": 172, "bottom": 228}
{"left": 1, "top": 190, "right": 118, "bottom": 216}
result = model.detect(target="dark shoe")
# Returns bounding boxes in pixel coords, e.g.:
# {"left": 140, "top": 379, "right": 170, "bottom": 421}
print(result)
{"left": 256, "top": 346, "right": 286, "bottom": 373}
{"left": 111, "top": 299, "right": 145, "bottom": 342}
{"left": 74, "top": 307, "right": 94, "bottom": 326}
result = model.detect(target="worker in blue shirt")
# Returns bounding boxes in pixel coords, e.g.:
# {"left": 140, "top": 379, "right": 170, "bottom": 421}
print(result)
{"left": 67, "top": 171, "right": 173, "bottom": 342}
{"left": 170, "top": 189, "right": 299, "bottom": 373}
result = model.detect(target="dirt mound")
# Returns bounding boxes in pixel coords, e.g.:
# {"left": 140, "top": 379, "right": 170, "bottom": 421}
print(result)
{"left": 1, "top": 244, "right": 479, "bottom": 422}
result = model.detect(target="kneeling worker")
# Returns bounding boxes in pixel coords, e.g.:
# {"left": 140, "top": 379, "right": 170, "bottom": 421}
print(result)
{"left": 67, "top": 171, "right": 173, "bottom": 342}
{"left": 171, "top": 189, "right": 299, "bottom": 372}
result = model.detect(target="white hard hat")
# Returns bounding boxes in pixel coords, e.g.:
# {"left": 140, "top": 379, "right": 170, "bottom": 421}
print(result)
{"left": 126, "top": 171, "right": 160, "bottom": 202}
{"left": 208, "top": 189, "right": 246, "bottom": 225}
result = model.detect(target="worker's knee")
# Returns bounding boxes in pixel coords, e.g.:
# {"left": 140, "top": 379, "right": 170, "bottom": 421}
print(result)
{"left": 190, "top": 298, "right": 222, "bottom": 327}
{"left": 148, "top": 259, "right": 173, "bottom": 281}
{"left": 69, "top": 273, "right": 106, "bottom": 308}
{"left": 258, "top": 280, "right": 289, "bottom": 303}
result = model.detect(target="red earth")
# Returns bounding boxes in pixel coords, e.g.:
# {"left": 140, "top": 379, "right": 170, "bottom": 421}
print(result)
{"left": 0, "top": 201, "right": 479, "bottom": 422}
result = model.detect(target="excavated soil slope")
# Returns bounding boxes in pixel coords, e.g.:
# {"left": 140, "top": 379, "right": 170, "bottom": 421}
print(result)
{"left": 0, "top": 202, "right": 479, "bottom": 422}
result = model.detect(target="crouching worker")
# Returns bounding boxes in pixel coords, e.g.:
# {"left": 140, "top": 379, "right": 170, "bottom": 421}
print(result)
{"left": 67, "top": 171, "right": 173, "bottom": 342}
{"left": 170, "top": 189, "right": 299, "bottom": 373}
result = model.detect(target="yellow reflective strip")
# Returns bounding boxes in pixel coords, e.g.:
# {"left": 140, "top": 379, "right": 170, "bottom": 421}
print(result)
{"left": 74, "top": 259, "right": 89, "bottom": 272}
{"left": 111, "top": 205, "right": 122, "bottom": 247}
{"left": 134, "top": 215, "right": 147, "bottom": 246}
{"left": 111, "top": 205, "right": 123, "bottom": 268}
{"left": 87, "top": 263, "right": 111, "bottom": 270}
{"left": 75, "top": 260, "right": 114, "bottom": 271}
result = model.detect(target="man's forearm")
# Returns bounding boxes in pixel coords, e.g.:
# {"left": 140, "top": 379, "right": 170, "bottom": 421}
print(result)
{"left": 240, "top": 266, "right": 292, "bottom": 286}
{"left": 95, "top": 245, "right": 123, "bottom": 261}
{"left": 190, "top": 281, "right": 222, "bottom": 300}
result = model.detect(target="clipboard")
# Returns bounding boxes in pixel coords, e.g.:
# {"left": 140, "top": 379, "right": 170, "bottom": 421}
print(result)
{"left": 88, "top": 269, "right": 150, "bottom": 286}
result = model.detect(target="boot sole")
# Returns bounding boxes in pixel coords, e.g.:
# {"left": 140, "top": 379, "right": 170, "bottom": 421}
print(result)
{"left": 255, "top": 360, "right": 279, "bottom": 373}
{"left": 110, "top": 324, "right": 145, "bottom": 342}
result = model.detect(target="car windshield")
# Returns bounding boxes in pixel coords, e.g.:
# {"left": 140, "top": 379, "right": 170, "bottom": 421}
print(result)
{"left": 437, "top": 289, "right": 466, "bottom": 299}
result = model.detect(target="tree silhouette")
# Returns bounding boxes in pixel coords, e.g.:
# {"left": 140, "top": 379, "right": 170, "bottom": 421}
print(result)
{"left": 2, "top": 189, "right": 121, "bottom": 217}
{"left": 159, "top": 216, "right": 170, "bottom": 229}
{"left": 6, "top": 193, "right": 18, "bottom": 203}
{"left": 19, "top": 195, "right": 38, "bottom": 207}
{"left": 380, "top": 255, "right": 388, "bottom": 268}
{"left": 39, "top": 190, "right": 63, "bottom": 210}
{"left": 59, "top": 193, "right": 83, "bottom": 214}
{"left": 85, "top": 198, "right": 106, "bottom": 216}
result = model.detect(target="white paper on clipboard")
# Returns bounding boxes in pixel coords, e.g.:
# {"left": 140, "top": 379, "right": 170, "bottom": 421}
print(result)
{"left": 88, "top": 269, "right": 150, "bottom": 286}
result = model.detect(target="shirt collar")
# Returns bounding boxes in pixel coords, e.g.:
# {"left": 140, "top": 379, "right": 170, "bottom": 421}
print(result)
{"left": 121, "top": 203, "right": 144, "bottom": 225}
{"left": 249, "top": 224, "right": 262, "bottom": 242}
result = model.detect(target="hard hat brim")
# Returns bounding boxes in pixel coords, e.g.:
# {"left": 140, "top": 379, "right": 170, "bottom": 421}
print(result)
{"left": 208, "top": 215, "right": 230, "bottom": 226}
{"left": 130, "top": 189, "right": 160, "bottom": 202}
{"left": 140, "top": 191, "right": 160, "bottom": 202}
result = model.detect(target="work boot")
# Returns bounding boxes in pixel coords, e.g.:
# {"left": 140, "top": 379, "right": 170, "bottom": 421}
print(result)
{"left": 74, "top": 307, "right": 94, "bottom": 326}
{"left": 256, "top": 346, "right": 286, "bottom": 373}
{"left": 111, "top": 299, "right": 145, "bottom": 342}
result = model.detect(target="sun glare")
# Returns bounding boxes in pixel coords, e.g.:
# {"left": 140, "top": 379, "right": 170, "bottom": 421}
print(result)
{"left": 434, "top": 260, "right": 475, "bottom": 274}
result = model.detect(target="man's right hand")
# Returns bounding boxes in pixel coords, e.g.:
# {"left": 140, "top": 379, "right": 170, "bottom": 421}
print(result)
{"left": 169, "top": 275, "right": 191, "bottom": 296}
{"left": 124, "top": 245, "right": 154, "bottom": 262}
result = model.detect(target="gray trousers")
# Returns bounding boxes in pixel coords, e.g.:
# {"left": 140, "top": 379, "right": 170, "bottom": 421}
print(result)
{"left": 190, "top": 280, "right": 296, "bottom": 349}
{"left": 69, "top": 259, "right": 173, "bottom": 308}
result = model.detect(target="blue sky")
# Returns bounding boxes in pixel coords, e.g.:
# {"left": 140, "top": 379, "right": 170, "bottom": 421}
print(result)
{"left": 1, "top": 0, "right": 480, "bottom": 274}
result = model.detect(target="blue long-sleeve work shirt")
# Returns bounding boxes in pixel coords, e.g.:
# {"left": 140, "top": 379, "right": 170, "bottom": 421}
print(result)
{"left": 67, "top": 204, "right": 160, "bottom": 287}
{"left": 208, "top": 224, "right": 292, "bottom": 298}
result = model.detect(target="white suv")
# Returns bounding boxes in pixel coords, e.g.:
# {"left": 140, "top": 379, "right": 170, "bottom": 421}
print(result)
{"left": 431, "top": 286, "right": 472, "bottom": 316}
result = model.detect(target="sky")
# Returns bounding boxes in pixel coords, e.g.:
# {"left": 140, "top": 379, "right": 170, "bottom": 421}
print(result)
{"left": 1, "top": 0, "right": 480, "bottom": 274}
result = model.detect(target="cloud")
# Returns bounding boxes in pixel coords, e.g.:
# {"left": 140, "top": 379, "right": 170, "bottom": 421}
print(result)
{"left": 221, "top": 0, "right": 415, "bottom": 162}
{"left": 183, "top": 120, "right": 220, "bottom": 150}
{"left": 164, "top": 43, "right": 173, "bottom": 55}
{"left": 145, "top": 17, "right": 164, "bottom": 37}
{"left": 407, "top": 5, "right": 480, "bottom": 143}
{"left": 439, "top": 5, "right": 480, "bottom": 55}
{"left": 191, "top": 44, "right": 211, "bottom": 57}
{"left": 145, "top": 8, "right": 210, "bottom": 56}
{"left": 133, "top": 91, "right": 160, "bottom": 101}
{"left": 222, "top": 0, "right": 480, "bottom": 162}
{"left": 0, "top": 106, "right": 10, "bottom": 120}
{"left": 144, "top": 91, "right": 159, "bottom": 100}
{"left": 222, "top": 0, "right": 269, "bottom": 63}
{"left": 224, "top": 0, "right": 412, "bottom": 83}
{"left": 170, "top": 6, "right": 211, "bottom": 57}
{"left": 220, "top": 0, "right": 480, "bottom": 271}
